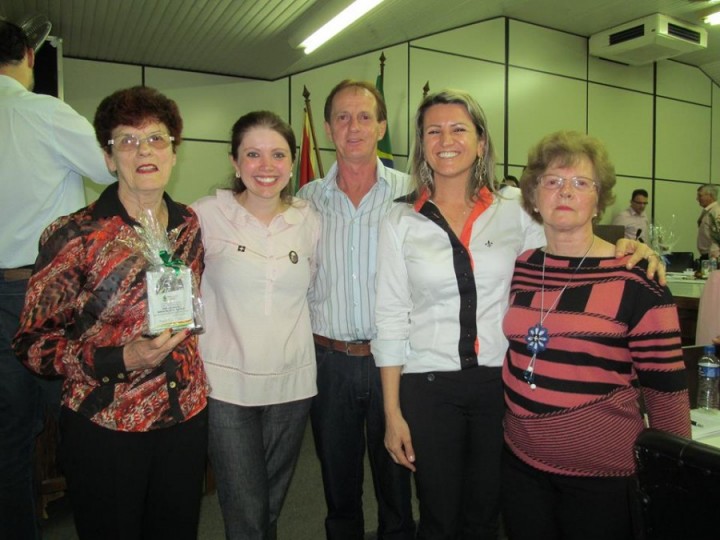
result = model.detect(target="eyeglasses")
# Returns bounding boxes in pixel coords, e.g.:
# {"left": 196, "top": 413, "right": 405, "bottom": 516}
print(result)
{"left": 537, "top": 174, "right": 597, "bottom": 192}
{"left": 107, "top": 133, "right": 175, "bottom": 152}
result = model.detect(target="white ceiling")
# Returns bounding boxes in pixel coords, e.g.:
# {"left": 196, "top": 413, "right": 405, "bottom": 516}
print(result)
{"left": 3, "top": 0, "right": 720, "bottom": 83}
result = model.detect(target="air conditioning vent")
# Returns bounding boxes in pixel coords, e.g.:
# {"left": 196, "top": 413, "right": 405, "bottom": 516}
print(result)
{"left": 590, "top": 13, "right": 707, "bottom": 65}
{"left": 609, "top": 25, "right": 645, "bottom": 45}
{"left": 667, "top": 23, "right": 702, "bottom": 43}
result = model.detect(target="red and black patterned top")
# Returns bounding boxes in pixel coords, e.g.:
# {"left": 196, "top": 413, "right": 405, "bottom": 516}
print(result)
{"left": 13, "top": 183, "right": 208, "bottom": 432}
{"left": 502, "top": 250, "right": 691, "bottom": 477}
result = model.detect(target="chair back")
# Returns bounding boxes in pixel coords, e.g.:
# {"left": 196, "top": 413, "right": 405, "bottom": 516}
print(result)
{"left": 593, "top": 224, "right": 625, "bottom": 244}
{"left": 634, "top": 428, "right": 720, "bottom": 540}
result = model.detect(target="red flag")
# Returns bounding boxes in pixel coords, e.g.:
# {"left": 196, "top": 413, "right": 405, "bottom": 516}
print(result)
{"left": 296, "top": 108, "right": 318, "bottom": 192}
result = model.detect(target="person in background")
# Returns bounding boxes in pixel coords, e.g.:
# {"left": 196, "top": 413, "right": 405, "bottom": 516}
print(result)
{"left": 502, "top": 130, "right": 690, "bottom": 540}
{"left": 0, "top": 19, "right": 114, "bottom": 539}
{"left": 192, "top": 111, "right": 320, "bottom": 540}
{"left": 13, "top": 86, "right": 209, "bottom": 540}
{"left": 297, "top": 80, "right": 415, "bottom": 540}
{"left": 696, "top": 183, "right": 720, "bottom": 260}
{"left": 503, "top": 175, "right": 519, "bottom": 188}
{"left": 372, "top": 90, "right": 664, "bottom": 540}
{"left": 612, "top": 188, "right": 650, "bottom": 242}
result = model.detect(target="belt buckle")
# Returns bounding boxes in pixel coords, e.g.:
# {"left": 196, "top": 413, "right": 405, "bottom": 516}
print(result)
{"left": 345, "top": 340, "right": 368, "bottom": 356}
{"left": 344, "top": 340, "right": 361, "bottom": 354}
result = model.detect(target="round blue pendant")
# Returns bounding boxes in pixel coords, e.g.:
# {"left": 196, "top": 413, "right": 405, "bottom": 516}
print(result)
{"left": 525, "top": 323, "right": 549, "bottom": 355}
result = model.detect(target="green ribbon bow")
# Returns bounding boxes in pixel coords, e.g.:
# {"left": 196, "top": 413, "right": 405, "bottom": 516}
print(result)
{"left": 159, "top": 250, "right": 184, "bottom": 274}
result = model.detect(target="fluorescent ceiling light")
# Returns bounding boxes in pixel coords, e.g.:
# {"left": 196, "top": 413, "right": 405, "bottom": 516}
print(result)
{"left": 705, "top": 11, "right": 720, "bottom": 25}
{"left": 300, "top": 0, "right": 385, "bottom": 54}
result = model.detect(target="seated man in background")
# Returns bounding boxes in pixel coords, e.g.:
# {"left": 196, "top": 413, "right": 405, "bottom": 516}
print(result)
{"left": 612, "top": 188, "right": 649, "bottom": 242}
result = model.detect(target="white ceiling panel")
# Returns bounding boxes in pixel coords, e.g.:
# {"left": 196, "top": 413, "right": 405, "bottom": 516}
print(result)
{"left": 1, "top": 0, "right": 719, "bottom": 82}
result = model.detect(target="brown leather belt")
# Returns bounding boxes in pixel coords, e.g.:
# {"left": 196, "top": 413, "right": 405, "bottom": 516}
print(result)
{"left": 313, "top": 334, "right": 372, "bottom": 357}
{"left": 2, "top": 266, "right": 33, "bottom": 282}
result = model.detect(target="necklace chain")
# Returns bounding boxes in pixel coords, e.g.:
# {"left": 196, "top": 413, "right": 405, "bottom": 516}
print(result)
{"left": 523, "top": 237, "right": 595, "bottom": 390}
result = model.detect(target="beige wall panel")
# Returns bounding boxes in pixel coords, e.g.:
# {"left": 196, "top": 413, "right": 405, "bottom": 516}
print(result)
{"left": 655, "top": 98, "right": 710, "bottom": 182}
{"left": 290, "top": 44, "right": 409, "bottom": 158}
{"left": 64, "top": 58, "right": 142, "bottom": 121}
{"left": 588, "top": 57, "right": 653, "bottom": 93}
{"left": 657, "top": 61, "right": 711, "bottom": 105}
{"left": 509, "top": 20, "right": 586, "bottom": 80}
{"left": 410, "top": 18, "right": 505, "bottom": 64}
{"left": 588, "top": 84, "right": 653, "bottom": 178}
{"left": 507, "top": 68, "right": 586, "bottom": 165}
{"left": 653, "top": 179, "right": 703, "bottom": 256}
{"left": 146, "top": 68, "right": 288, "bottom": 142}
{"left": 168, "top": 141, "right": 235, "bottom": 205}
{"left": 409, "top": 48, "right": 506, "bottom": 167}
{"left": 713, "top": 84, "right": 720, "bottom": 182}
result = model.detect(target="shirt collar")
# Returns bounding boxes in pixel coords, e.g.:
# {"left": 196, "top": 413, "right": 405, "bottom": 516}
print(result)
{"left": 0, "top": 74, "right": 25, "bottom": 91}
{"left": 91, "top": 182, "right": 189, "bottom": 229}
{"left": 322, "top": 157, "right": 390, "bottom": 194}
{"left": 216, "top": 188, "right": 303, "bottom": 225}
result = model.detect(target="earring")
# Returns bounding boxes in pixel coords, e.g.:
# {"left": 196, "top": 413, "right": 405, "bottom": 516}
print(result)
{"left": 235, "top": 172, "right": 241, "bottom": 178}
{"left": 419, "top": 160, "right": 433, "bottom": 187}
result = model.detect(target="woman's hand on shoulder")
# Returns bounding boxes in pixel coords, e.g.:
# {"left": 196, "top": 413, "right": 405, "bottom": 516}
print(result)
{"left": 123, "top": 329, "right": 189, "bottom": 371}
{"left": 616, "top": 238, "right": 667, "bottom": 286}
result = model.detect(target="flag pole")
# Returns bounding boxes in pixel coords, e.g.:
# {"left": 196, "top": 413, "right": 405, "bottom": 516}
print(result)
{"left": 379, "top": 51, "right": 386, "bottom": 81}
{"left": 303, "top": 85, "right": 324, "bottom": 177}
{"left": 423, "top": 81, "right": 430, "bottom": 99}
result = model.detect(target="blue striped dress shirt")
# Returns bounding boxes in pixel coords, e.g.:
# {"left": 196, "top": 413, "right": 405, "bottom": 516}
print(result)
{"left": 298, "top": 158, "right": 412, "bottom": 341}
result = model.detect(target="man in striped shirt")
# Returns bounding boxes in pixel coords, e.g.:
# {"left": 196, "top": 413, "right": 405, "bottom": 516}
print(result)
{"left": 297, "top": 80, "right": 415, "bottom": 540}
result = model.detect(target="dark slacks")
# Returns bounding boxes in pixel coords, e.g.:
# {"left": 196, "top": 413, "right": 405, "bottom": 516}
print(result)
{"left": 0, "top": 275, "right": 61, "bottom": 540}
{"left": 401, "top": 367, "right": 504, "bottom": 540}
{"left": 310, "top": 344, "right": 415, "bottom": 540}
{"left": 501, "top": 448, "right": 635, "bottom": 540}
{"left": 60, "top": 406, "right": 208, "bottom": 540}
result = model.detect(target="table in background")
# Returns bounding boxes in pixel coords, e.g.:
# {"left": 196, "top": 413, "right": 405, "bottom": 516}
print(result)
{"left": 666, "top": 273, "right": 706, "bottom": 299}
{"left": 667, "top": 273, "right": 706, "bottom": 346}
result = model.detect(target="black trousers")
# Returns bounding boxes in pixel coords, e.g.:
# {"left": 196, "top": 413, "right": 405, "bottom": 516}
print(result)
{"left": 401, "top": 367, "right": 504, "bottom": 540}
{"left": 501, "top": 448, "right": 636, "bottom": 540}
{"left": 59, "top": 406, "right": 208, "bottom": 540}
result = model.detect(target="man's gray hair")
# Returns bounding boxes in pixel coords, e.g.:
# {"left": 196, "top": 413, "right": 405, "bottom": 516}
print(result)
{"left": 699, "top": 184, "right": 718, "bottom": 200}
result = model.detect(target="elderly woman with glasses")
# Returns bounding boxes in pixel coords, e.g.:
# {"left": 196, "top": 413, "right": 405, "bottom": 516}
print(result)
{"left": 13, "top": 86, "right": 209, "bottom": 540}
{"left": 501, "top": 130, "right": 690, "bottom": 540}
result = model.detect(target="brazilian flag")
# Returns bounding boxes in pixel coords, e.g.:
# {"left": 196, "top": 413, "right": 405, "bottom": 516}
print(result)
{"left": 375, "top": 71, "right": 394, "bottom": 168}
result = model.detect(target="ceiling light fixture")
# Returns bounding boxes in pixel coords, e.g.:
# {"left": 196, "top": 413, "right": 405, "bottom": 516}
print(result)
{"left": 300, "top": 0, "right": 385, "bottom": 54}
{"left": 705, "top": 11, "right": 720, "bottom": 25}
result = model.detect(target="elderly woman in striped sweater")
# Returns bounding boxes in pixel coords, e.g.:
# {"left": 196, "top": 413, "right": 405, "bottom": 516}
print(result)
{"left": 501, "top": 130, "right": 691, "bottom": 540}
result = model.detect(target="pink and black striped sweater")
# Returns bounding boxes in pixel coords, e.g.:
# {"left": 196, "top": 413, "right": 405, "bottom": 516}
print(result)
{"left": 502, "top": 249, "right": 691, "bottom": 478}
